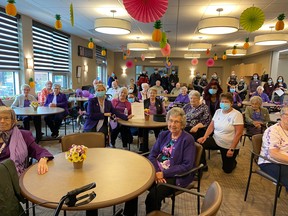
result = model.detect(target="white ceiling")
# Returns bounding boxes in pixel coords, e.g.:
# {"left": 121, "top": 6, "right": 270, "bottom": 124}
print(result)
{"left": 1, "top": 0, "right": 288, "bottom": 58}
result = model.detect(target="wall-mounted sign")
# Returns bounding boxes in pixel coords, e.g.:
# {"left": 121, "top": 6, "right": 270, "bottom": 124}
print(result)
{"left": 78, "top": 46, "right": 93, "bottom": 59}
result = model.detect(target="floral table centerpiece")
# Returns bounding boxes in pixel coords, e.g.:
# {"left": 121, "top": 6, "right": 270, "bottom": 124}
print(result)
{"left": 65, "top": 144, "right": 88, "bottom": 169}
{"left": 30, "top": 101, "right": 39, "bottom": 111}
{"left": 144, "top": 108, "right": 150, "bottom": 121}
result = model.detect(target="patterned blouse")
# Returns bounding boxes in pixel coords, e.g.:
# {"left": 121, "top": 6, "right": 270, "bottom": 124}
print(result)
{"left": 157, "top": 139, "right": 175, "bottom": 171}
{"left": 183, "top": 103, "right": 211, "bottom": 128}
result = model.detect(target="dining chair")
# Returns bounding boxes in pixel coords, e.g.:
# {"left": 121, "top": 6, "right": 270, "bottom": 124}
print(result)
{"left": 244, "top": 134, "right": 283, "bottom": 216}
{"left": 147, "top": 181, "right": 223, "bottom": 216}
{"left": 61, "top": 132, "right": 105, "bottom": 152}
{"left": 168, "top": 142, "right": 204, "bottom": 215}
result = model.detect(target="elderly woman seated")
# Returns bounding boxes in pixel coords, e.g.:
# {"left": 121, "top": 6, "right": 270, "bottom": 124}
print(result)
{"left": 11, "top": 84, "right": 42, "bottom": 143}
{"left": 259, "top": 106, "right": 288, "bottom": 192}
{"left": 183, "top": 90, "right": 211, "bottom": 141}
{"left": 244, "top": 96, "right": 270, "bottom": 135}
{"left": 252, "top": 86, "right": 271, "bottom": 103}
{"left": 138, "top": 83, "right": 149, "bottom": 102}
{"left": 123, "top": 107, "right": 196, "bottom": 215}
{"left": 0, "top": 106, "right": 53, "bottom": 175}
{"left": 168, "top": 86, "right": 189, "bottom": 109}
{"left": 44, "top": 84, "right": 69, "bottom": 138}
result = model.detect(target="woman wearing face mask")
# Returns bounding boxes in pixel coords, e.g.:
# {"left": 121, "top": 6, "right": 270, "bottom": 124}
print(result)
{"left": 203, "top": 81, "right": 223, "bottom": 117}
{"left": 210, "top": 72, "right": 221, "bottom": 85}
{"left": 83, "top": 84, "right": 132, "bottom": 145}
{"left": 274, "top": 76, "right": 287, "bottom": 105}
{"left": 226, "top": 71, "right": 238, "bottom": 92}
{"left": 263, "top": 77, "right": 275, "bottom": 100}
{"left": 230, "top": 85, "right": 242, "bottom": 112}
{"left": 197, "top": 93, "right": 244, "bottom": 173}
{"left": 236, "top": 76, "right": 248, "bottom": 101}
{"left": 249, "top": 73, "right": 261, "bottom": 97}
{"left": 110, "top": 87, "right": 134, "bottom": 149}
{"left": 198, "top": 73, "right": 209, "bottom": 95}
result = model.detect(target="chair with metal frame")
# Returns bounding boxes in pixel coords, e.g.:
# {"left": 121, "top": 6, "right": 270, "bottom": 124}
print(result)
{"left": 244, "top": 134, "right": 283, "bottom": 216}
{"left": 147, "top": 181, "right": 223, "bottom": 216}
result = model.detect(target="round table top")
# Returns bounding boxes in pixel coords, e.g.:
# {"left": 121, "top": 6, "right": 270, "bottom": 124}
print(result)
{"left": 69, "top": 97, "right": 89, "bottom": 102}
{"left": 269, "top": 112, "right": 280, "bottom": 122}
{"left": 13, "top": 107, "right": 64, "bottom": 116}
{"left": 242, "top": 101, "right": 279, "bottom": 107}
{"left": 158, "top": 94, "right": 178, "bottom": 98}
{"left": 19, "top": 148, "right": 155, "bottom": 210}
{"left": 118, "top": 115, "right": 167, "bottom": 128}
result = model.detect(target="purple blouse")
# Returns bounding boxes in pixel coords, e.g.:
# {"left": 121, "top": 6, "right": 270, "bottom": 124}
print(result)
{"left": 24, "top": 99, "right": 31, "bottom": 107}
{"left": 183, "top": 103, "right": 211, "bottom": 128}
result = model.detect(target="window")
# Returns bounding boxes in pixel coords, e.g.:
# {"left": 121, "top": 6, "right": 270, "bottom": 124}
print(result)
{"left": 96, "top": 45, "right": 107, "bottom": 84}
{"left": 32, "top": 21, "right": 71, "bottom": 92}
{"left": 0, "top": 9, "right": 21, "bottom": 96}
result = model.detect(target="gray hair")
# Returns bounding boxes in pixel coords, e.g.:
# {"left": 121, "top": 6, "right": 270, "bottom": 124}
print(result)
{"left": 148, "top": 87, "right": 157, "bottom": 94}
{"left": 250, "top": 96, "right": 262, "bottom": 105}
{"left": 53, "top": 83, "right": 61, "bottom": 89}
{"left": 166, "top": 107, "right": 186, "bottom": 129}
{"left": 280, "top": 106, "right": 288, "bottom": 116}
{"left": 256, "top": 86, "right": 264, "bottom": 91}
{"left": 188, "top": 90, "right": 200, "bottom": 99}
{"left": 21, "top": 84, "right": 30, "bottom": 90}
{"left": 118, "top": 87, "right": 128, "bottom": 95}
{"left": 181, "top": 86, "right": 188, "bottom": 92}
{"left": 141, "top": 83, "right": 149, "bottom": 89}
{"left": 95, "top": 83, "right": 106, "bottom": 91}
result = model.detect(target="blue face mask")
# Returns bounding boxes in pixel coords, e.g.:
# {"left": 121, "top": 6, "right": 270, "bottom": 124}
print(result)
{"left": 220, "top": 102, "right": 231, "bottom": 111}
{"left": 172, "top": 71, "right": 175, "bottom": 75}
{"left": 128, "top": 98, "right": 135, "bottom": 103}
{"left": 96, "top": 91, "right": 106, "bottom": 98}
{"left": 268, "top": 80, "right": 272, "bottom": 84}
{"left": 208, "top": 89, "right": 217, "bottom": 95}
{"left": 230, "top": 88, "right": 235, "bottom": 93}
{"left": 278, "top": 79, "right": 283, "bottom": 82}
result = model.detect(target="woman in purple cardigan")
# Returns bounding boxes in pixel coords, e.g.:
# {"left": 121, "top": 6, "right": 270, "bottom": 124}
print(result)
{"left": 83, "top": 84, "right": 132, "bottom": 145}
{"left": 123, "top": 107, "right": 196, "bottom": 215}
{"left": 0, "top": 107, "right": 53, "bottom": 175}
{"left": 44, "top": 84, "right": 68, "bottom": 138}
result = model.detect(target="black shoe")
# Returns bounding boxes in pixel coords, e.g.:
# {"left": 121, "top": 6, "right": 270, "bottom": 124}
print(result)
{"left": 52, "top": 132, "right": 60, "bottom": 138}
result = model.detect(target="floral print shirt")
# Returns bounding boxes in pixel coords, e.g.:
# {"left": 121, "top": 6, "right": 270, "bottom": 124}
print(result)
{"left": 157, "top": 139, "right": 175, "bottom": 171}
{"left": 183, "top": 103, "right": 211, "bottom": 128}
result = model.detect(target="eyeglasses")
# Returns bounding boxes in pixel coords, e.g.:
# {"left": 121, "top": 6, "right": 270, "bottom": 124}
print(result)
{"left": 168, "top": 119, "right": 181, "bottom": 124}
{"left": 0, "top": 117, "right": 11, "bottom": 121}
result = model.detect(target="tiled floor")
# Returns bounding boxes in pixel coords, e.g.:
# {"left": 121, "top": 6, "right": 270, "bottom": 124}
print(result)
{"left": 25, "top": 124, "right": 288, "bottom": 216}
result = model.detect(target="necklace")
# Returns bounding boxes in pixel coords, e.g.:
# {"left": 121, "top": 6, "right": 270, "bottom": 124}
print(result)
{"left": 0, "top": 143, "right": 6, "bottom": 154}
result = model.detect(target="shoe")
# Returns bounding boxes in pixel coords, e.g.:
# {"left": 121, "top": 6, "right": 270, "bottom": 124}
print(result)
{"left": 202, "top": 165, "right": 208, "bottom": 172}
{"left": 52, "top": 132, "right": 60, "bottom": 139}
{"left": 51, "top": 132, "right": 55, "bottom": 137}
{"left": 109, "top": 143, "right": 115, "bottom": 148}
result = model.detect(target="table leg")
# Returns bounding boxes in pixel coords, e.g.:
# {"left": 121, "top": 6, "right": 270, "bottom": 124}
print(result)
{"left": 86, "top": 209, "right": 98, "bottom": 216}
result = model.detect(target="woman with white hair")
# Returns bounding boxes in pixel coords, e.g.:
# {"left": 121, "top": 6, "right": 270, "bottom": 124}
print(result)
{"left": 138, "top": 82, "right": 149, "bottom": 102}
{"left": 110, "top": 87, "right": 134, "bottom": 149}
{"left": 168, "top": 86, "right": 189, "bottom": 109}
{"left": 44, "top": 84, "right": 68, "bottom": 138}
{"left": 252, "top": 86, "right": 271, "bottom": 103}
{"left": 11, "top": 84, "right": 42, "bottom": 143}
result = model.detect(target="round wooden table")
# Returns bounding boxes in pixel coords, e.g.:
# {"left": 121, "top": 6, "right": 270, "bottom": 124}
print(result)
{"left": 20, "top": 148, "right": 155, "bottom": 211}
{"left": 269, "top": 112, "right": 280, "bottom": 122}
{"left": 117, "top": 115, "right": 167, "bottom": 128}
{"left": 242, "top": 101, "right": 279, "bottom": 108}
{"left": 13, "top": 107, "right": 64, "bottom": 116}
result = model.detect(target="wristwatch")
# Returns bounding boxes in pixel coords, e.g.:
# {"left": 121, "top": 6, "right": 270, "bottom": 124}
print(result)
{"left": 229, "top": 148, "right": 234, "bottom": 152}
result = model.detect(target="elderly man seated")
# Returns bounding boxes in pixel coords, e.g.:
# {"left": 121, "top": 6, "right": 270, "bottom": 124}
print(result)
{"left": 88, "top": 79, "right": 99, "bottom": 94}
{"left": 106, "top": 81, "right": 120, "bottom": 100}
{"left": 259, "top": 106, "right": 288, "bottom": 192}
{"left": 44, "top": 84, "right": 68, "bottom": 138}
{"left": 38, "top": 81, "right": 53, "bottom": 106}
{"left": 170, "top": 82, "right": 181, "bottom": 95}
{"left": 153, "top": 80, "right": 165, "bottom": 95}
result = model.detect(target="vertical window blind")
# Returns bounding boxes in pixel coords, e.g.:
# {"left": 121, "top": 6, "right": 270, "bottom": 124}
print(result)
{"left": 32, "top": 21, "right": 70, "bottom": 73}
{"left": 0, "top": 9, "right": 20, "bottom": 71}
{"left": 96, "top": 45, "right": 106, "bottom": 62}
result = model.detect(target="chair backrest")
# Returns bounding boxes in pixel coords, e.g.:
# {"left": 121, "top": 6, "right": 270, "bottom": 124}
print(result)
{"left": 194, "top": 142, "right": 203, "bottom": 167}
{"left": 251, "top": 134, "right": 263, "bottom": 163}
{"left": 61, "top": 132, "right": 105, "bottom": 152}
{"left": 200, "top": 181, "right": 223, "bottom": 216}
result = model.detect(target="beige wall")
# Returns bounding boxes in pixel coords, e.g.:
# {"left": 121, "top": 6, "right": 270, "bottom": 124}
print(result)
{"left": 278, "top": 58, "right": 288, "bottom": 81}
{"left": 242, "top": 52, "right": 272, "bottom": 76}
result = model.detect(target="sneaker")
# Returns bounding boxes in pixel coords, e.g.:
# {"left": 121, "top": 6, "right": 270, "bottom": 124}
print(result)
{"left": 109, "top": 143, "right": 115, "bottom": 148}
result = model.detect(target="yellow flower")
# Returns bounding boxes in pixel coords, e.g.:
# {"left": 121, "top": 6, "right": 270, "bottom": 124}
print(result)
{"left": 65, "top": 144, "right": 88, "bottom": 163}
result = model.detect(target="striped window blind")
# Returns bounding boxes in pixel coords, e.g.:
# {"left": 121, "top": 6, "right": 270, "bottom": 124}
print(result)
{"left": 0, "top": 9, "right": 20, "bottom": 71}
{"left": 96, "top": 45, "right": 106, "bottom": 62}
{"left": 32, "top": 21, "right": 71, "bottom": 73}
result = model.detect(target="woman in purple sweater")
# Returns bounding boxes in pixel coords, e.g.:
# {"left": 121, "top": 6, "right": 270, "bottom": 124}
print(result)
{"left": 0, "top": 107, "right": 53, "bottom": 175}
{"left": 123, "top": 107, "right": 196, "bottom": 215}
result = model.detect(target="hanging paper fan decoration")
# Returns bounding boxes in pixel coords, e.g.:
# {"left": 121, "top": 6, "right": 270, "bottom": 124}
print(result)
{"left": 165, "top": 59, "right": 172, "bottom": 68}
{"left": 126, "top": 60, "right": 133, "bottom": 68}
{"left": 123, "top": 0, "right": 168, "bottom": 23}
{"left": 206, "top": 58, "right": 215, "bottom": 67}
{"left": 141, "top": 54, "right": 145, "bottom": 61}
{"left": 127, "top": 49, "right": 131, "bottom": 56}
{"left": 191, "top": 58, "right": 198, "bottom": 66}
{"left": 161, "top": 43, "right": 171, "bottom": 57}
{"left": 240, "top": 6, "right": 265, "bottom": 32}
{"left": 70, "top": 3, "right": 74, "bottom": 27}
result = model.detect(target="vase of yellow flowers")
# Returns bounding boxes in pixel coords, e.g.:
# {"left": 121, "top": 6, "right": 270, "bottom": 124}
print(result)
{"left": 30, "top": 101, "right": 39, "bottom": 111}
{"left": 65, "top": 144, "right": 88, "bottom": 169}
{"left": 144, "top": 108, "right": 150, "bottom": 121}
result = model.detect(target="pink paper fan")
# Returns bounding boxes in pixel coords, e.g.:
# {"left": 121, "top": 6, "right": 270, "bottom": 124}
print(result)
{"left": 123, "top": 0, "right": 168, "bottom": 23}
{"left": 206, "top": 58, "right": 215, "bottom": 67}
{"left": 126, "top": 60, "right": 133, "bottom": 68}
{"left": 191, "top": 58, "right": 198, "bottom": 66}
